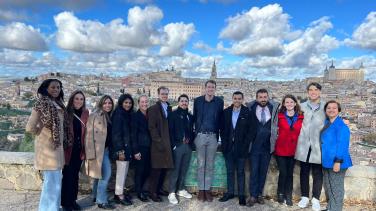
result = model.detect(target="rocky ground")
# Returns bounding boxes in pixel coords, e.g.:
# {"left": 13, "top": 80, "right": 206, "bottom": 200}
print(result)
{"left": 0, "top": 189, "right": 374, "bottom": 211}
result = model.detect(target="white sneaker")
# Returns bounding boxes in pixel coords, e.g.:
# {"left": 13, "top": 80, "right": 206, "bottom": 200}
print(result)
{"left": 168, "top": 193, "right": 178, "bottom": 204}
{"left": 298, "top": 196, "right": 309, "bottom": 208}
{"left": 177, "top": 189, "right": 192, "bottom": 199}
{"left": 311, "top": 197, "right": 321, "bottom": 211}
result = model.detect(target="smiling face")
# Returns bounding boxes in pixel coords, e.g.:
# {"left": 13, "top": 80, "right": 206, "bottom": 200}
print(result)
{"left": 308, "top": 85, "right": 321, "bottom": 101}
{"left": 102, "top": 98, "right": 113, "bottom": 113}
{"left": 178, "top": 96, "right": 189, "bottom": 110}
{"left": 325, "top": 102, "right": 339, "bottom": 119}
{"left": 47, "top": 81, "right": 61, "bottom": 99}
{"left": 73, "top": 93, "right": 84, "bottom": 110}
{"left": 256, "top": 92, "right": 269, "bottom": 107}
{"left": 122, "top": 98, "right": 133, "bottom": 111}
{"left": 232, "top": 94, "right": 243, "bottom": 108}
{"left": 138, "top": 96, "right": 149, "bottom": 112}
{"left": 205, "top": 82, "right": 216, "bottom": 97}
{"left": 158, "top": 89, "right": 169, "bottom": 102}
{"left": 284, "top": 97, "right": 296, "bottom": 112}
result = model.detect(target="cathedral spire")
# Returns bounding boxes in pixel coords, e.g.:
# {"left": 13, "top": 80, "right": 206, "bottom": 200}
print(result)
{"left": 210, "top": 60, "right": 217, "bottom": 79}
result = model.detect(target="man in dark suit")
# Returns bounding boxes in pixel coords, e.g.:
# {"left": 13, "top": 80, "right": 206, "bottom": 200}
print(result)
{"left": 148, "top": 86, "right": 174, "bottom": 202}
{"left": 246, "top": 89, "right": 280, "bottom": 206}
{"left": 219, "top": 91, "right": 250, "bottom": 206}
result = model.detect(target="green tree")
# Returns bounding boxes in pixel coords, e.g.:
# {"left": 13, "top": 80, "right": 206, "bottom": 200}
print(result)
{"left": 18, "top": 132, "right": 34, "bottom": 152}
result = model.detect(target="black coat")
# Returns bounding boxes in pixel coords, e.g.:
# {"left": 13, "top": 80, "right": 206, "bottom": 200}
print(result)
{"left": 131, "top": 110, "right": 152, "bottom": 154}
{"left": 111, "top": 107, "right": 133, "bottom": 160}
{"left": 168, "top": 107, "right": 194, "bottom": 149}
{"left": 220, "top": 105, "right": 251, "bottom": 158}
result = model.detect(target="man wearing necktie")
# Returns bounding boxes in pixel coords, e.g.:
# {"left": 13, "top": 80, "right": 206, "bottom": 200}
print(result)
{"left": 246, "top": 89, "right": 280, "bottom": 207}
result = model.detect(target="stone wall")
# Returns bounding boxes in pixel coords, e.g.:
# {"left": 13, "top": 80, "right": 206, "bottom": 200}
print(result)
{"left": 0, "top": 151, "right": 375, "bottom": 203}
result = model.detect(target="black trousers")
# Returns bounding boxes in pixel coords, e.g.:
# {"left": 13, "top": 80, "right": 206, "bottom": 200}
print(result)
{"left": 275, "top": 156, "right": 295, "bottom": 197}
{"left": 134, "top": 146, "right": 151, "bottom": 194}
{"left": 149, "top": 168, "right": 167, "bottom": 194}
{"left": 249, "top": 152, "right": 271, "bottom": 197}
{"left": 224, "top": 147, "right": 246, "bottom": 196}
{"left": 61, "top": 145, "right": 82, "bottom": 207}
{"left": 300, "top": 161, "right": 323, "bottom": 199}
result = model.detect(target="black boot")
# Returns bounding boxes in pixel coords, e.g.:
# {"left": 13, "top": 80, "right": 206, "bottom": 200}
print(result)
{"left": 285, "top": 194, "right": 293, "bottom": 206}
{"left": 219, "top": 193, "right": 234, "bottom": 202}
{"left": 277, "top": 193, "right": 284, "bottom": 204}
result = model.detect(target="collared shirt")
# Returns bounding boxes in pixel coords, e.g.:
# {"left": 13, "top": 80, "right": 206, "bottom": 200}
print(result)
{"left": 161, "top": 102, "right": 168, "bottom": 118}
{"left": 307, "top": 100, "right": 321, "bottom": 111}
{"left": 200, "top": 97, "right": 217, "bottom": 132}
{"left": 256, "top": 105, "right": 271, "bottom": 123}
{"left": 232, "top": 107, "right": 241, "bottom": 129}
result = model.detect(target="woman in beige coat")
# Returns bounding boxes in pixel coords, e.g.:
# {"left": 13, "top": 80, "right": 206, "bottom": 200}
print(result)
{"left": 85, "top": 95, "right": 115, "bottom": 210}
{"left": 26, "top": 79, "right": 69, "bottom": 211}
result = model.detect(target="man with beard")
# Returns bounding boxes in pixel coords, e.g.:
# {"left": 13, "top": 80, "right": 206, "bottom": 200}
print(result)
{"left": 246, "top": 89, "right": 280, "bottom": 207}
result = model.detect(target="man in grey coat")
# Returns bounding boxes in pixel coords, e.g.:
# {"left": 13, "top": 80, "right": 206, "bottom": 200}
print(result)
{"left": 246, "top": 89, "right": 279, "bottom": 207}
{"left": 295, "top": 82, "right": 326, "bottom": 211}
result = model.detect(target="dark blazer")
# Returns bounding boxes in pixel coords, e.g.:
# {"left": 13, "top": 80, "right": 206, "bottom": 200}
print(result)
{"left": 148, "top": 101, "right": 173, "bottom": 169}
{"left": 168, "top": 107, "right": 194, "bottom": 149}
{"left": 193, "top": 95, "right": 224, "bottom": 138}
{"left": 131, "top": 109, "right": 152, "bottom": 155}
{"left": 220, "top": 105, "right": 251, "bottom": 158}
{"left": 111, "top": 107, "right": 133, "bottom": 161}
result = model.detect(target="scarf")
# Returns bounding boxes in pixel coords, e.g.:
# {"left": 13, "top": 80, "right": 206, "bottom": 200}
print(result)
{"left": 34, "top": 96, "right": 72, "bottom": 150}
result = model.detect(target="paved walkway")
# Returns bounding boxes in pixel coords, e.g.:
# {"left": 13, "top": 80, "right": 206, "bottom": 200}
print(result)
{"left": 0, "top": 189, "right": 373, "bottom": 211}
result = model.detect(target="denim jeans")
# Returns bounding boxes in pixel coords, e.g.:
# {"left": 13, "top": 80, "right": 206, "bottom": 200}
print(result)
{"left": 39, "top": 170, "right": 62, "bottom": 211}
{"left": 92, "top": 148, "right": 112, "bottom": 204}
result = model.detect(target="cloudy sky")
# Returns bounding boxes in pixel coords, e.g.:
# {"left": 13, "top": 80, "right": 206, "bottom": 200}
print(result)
{"left": 0, "top": 0, "right": 376, "bottom": 80}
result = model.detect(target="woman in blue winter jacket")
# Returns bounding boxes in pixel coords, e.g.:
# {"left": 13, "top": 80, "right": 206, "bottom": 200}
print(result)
{"left": 320, "top": 100, "right": 352, "bottom": 211}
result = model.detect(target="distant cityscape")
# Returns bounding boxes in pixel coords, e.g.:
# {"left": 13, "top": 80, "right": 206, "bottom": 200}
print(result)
{"left": 0, "top": 62, "right": 375, "bottom": 166}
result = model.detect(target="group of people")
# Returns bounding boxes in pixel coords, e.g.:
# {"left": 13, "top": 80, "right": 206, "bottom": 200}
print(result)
{"left": 26, "top": 78, "right": 352, "bottom": 211}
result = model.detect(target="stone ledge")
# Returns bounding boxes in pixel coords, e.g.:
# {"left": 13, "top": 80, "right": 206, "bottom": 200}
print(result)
{"left": 0, "top": 151, "right": 34, "bottom": 165}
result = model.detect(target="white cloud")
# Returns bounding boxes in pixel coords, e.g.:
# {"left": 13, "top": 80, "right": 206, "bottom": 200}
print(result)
{"left": 219, "top": 4, "right": 298, "bottom": 57}
{"left": 345, "top": 11, "right": 376, "bottom": 50}
{"left": 54, "top": 6, "right": 195, "bottom": 56}
{"left": 217, "top": 4, "right": 339, "bottom": 77}
{"left": 193, "top": 40, "right": 214, "bottom": 52}
{"left": 0, "top": 22, "right": 47, "bottom": 51}
{"left": 0, "top": 9, "right": 28, "bottom": 22}
{"left": 54, "top": 7, "right": 163, "bottom": 53}
{"left": 160, "top": 22, "right": 195, "bottom": 56}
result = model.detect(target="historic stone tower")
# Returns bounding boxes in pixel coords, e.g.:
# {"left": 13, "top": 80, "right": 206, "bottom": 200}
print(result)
{"left": 210, "top": 60, "right": 217, "bottom": 79}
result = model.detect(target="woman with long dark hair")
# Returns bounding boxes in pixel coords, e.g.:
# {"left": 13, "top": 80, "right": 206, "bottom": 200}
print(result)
{"left": 85, "top": 95, "right": 115, "bottom": 210}
{"left": 131, "top": 95, "right": 152, "bottom": 202}
{"left": 26, "top": 79, "right": 69, "bottom": 211}
{"left": 112, "top": 94, "right": 134, "bottom": 206}
{"left": 61, "top": 90, "right": 89, "bottom": 211}
{"left": 274, "top": 94, "right": 304, "bottom": 206}
{"left": 321, "top": 100, "right": 352, "bottom": 211}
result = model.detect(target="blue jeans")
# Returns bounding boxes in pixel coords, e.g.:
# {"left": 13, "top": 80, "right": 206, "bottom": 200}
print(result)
{"left": 39, "top": 170, "right": 62, "bottom": 211}
{"left": 92, "top": 148, "right": 112, "bottom": 204}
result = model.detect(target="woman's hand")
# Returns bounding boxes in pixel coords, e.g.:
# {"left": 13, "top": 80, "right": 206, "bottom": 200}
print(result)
{"left": 333, "top": 162, "right": 341, "bottom": 172}
{"left": 134, "top": 153, "right": 141, "bottom": 160}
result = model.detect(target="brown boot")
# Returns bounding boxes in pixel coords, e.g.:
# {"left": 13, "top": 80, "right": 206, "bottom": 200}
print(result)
{"left": 197, "top": 190, "right": 205, "bottom": 202}
{"left": 205, "top": 190, "right": 213, "bottom": 202}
